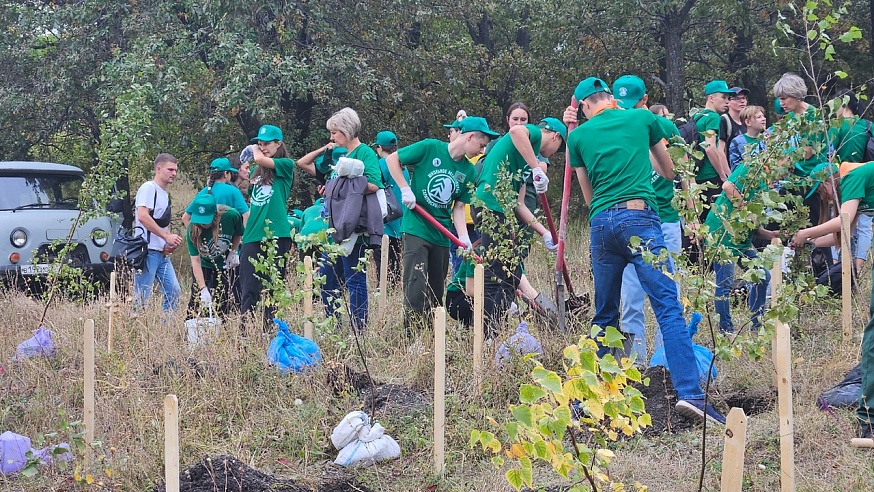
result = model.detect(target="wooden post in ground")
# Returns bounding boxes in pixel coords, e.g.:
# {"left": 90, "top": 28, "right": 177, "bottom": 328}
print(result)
{"left": 770, "top": 238, "right": 782, "bottom": 309}
{"left": 433, "top": 306, "right": 446, "bottom": 476}
{"left": 773, "top": 316, "right": 796, "bottom": 491}
{"left": 720, "top": 407, "right": 747, "bottom": 492}
{"left": 472, "top": 264, "right": 484, "bottom": 375}
{"left": 303, "top": 256, "right": 314, "bottom": 340}
{"left": 379, "top": 234, "right": 389, "bottom": 324}
{"left": 83, "top": 318, "right": 95, "bottom": 467}
{"left": 107, "top": 271, "right": 116, "bottom": 353}
{"left": 841, "top": 212, "right": 852, "bottom": 342}
{"left": 164, "top": 394, "right": 180, "bottom": 492}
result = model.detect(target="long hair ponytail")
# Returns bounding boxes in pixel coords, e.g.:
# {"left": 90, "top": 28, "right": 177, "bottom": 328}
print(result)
{"left": 251, "top": 142, "right": 288, "bottom": 187}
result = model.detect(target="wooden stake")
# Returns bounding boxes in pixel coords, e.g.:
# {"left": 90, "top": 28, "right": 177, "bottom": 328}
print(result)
{"left": 841, "top": 212, "right": 852, "bottom": 342}
{"left": 379, "top": 234, "right": 389, "bottom": 324}
{"left": 83, "top": 318, "right": 95, "bottom": 468}
{"left": 303, "top": 256, "right": 314, "bottom": 340}
{"left": 770, "top": 238, "right": 782, "bottom": 309}
{"left": 472, "top": 264, "right": 484, "bottom": 375}
{"left": 720, "top": 407, "right": 747, "bottom": 492}
{"left": 850, "top": 438, "right": 874, "bottom": 448}
{"left": 773, "top": 318, "right": 796, "bottom": 491}
{"left": 164, "top": 394, "right": 180, "bottom": 492}
{"left": 433, "top": 306, "right": 446, "bottom": 476}
{"left": 107, "top": 271, "right": 116, "bottom": 353}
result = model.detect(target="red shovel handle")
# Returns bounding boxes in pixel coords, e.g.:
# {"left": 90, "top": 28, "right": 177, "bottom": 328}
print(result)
{"left": 556, "top": 97, "right": 579, "bottom": 276}
{"left": 411, "top": 205, "right": 481, "bottom": 262}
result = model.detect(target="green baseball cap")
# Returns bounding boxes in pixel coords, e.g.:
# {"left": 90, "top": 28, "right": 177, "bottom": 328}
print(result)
{"left": 209, "top": 157, "right": 236, "bottom": 173}
{"left": 373, "top": 131, "right": 398, "bottom": 147}
{"left": 459, "top": 116, "right": 500, "bottom": 139}
{"left": 612, "top": 75, "right": 646, "bottom": 109}
{"left": 538, "top": 117, "right": 567, "bottom": 140}
{"left": 315, "top": 147, "right": 348, "bottom": 174}
{"left": 189, "top": 193, "right": 217, "bottom": 226}
{"left": 704, "top": 80, "right": 734, "bottom": 96}
{"left": 442, "top": 119, "right": 463, "bottom": 129}
{"left": 574, "top": 77, "right": 610, "bottom": 102}
{"left": 250, "top": 124, "right": 283, "bottom": 142}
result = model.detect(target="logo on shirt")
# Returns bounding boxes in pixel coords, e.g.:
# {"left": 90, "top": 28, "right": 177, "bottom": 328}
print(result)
{"left": 250, "top": 184, "right": 274, "bottom": 207}
{"left": 423, "top": 169, "right": 458, "bottom": 208}
{"left": 432, "top": 158, "right": 441, "bottom": 167}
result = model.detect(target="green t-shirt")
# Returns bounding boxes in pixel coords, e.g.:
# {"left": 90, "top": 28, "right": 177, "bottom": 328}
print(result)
{"left": 345, "top": 143, "right": 383, "bottom": 189}
{"left": 475, "top": 124, "right": 543, "bottom": 213}
{"left": 446, "top": 258, "right": 474, "bottom": 293}
{"left": 186, "top": 208, "right": 244, "bottom": 270}
{"left": 298, "top": 198, "right": 329, "bottom": 237}
{"left": 839, "top": 162, "right": 874, "bottom": 214}
{"left": 652, "top": 115, "right": 681, "bottom": 223}
{"left": 242, "top": 157, "right": 295, "bottom": 244}
{"left": 830, "top": 116, "right": 869, "bottom": 163}
{"left": 791, "top": 105, "right": 827, "bottom": 177}
{"left": 704, "top": 163, "right": 768, "bottom": 253}
{"left": 379, "top": 157, "right": 409, "bottom": 239}
{"left": 694, "top": 108, "right": 722, "bottom": 181}
{"left": 568, "top": 107, "right": 667, "bottom": 218}
{"left": 396, "top": 139, "right": 476, "bottom": 247}
{"left": 186, "top": 182, "right": 249, "bottom": 216}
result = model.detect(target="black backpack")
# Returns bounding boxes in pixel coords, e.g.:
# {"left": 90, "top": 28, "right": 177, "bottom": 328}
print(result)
{"left": 864, "top": 120, "right": 874, "bottom": 162}
{"left": 677, "top": 113, "right": 706, "bottom": 171}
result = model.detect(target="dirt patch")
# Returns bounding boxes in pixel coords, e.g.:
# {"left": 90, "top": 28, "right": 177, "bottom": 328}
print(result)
{"left": 327, "top": 362, "right": 430, "bottom": 417}
{"left": 152, "top": 455, "right": 373, "bottom": 492}
{"left": 721, "top": 388, "right": 775, "bottom": 416}
{"left": 635, "top": 366, "right": 693, "bottom": 435}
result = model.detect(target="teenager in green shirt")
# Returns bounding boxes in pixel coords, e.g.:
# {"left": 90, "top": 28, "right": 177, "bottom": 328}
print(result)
{"left": 375, "top": 131, "right": 404, "bottom": 285}
{"left": 185, "top": 193, "right": 243, "bottom": 319}
{"left": 183, "top": 158, "right": 250, "bottom": 227}
{"left": 564, "top": 76, "right": 725, "bottom": 426}
{"left": 791, "top": 161, "right": 874, "bottom": 440}
{"left": 386, "top": 116, "right": 497, "bottom": 332}
{"left": 239, "top": 124, "right": 296, "bottom": 327}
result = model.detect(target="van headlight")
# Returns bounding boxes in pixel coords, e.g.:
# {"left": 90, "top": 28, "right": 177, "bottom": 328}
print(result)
{"left": 92, "top": 228, "right": 108, "bottom": 247}
{"left": 10, "top": 228, "right": 26, "bottom": 248}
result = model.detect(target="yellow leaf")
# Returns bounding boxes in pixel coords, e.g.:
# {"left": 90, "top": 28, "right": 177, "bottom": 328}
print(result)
{"left": 74, "top": 469, "right": 82, "bottom": 482}
{"left": 607, "top": 429, "right": 618, "bottom": 440}
{"left": 510, "top": 443, "right": 525, "bottom": 458}
{"left": 105, "top": 469, "right": 113, "bottom": 478}
{"left": 487, "top": 416, "right": 499, "bottom": 427}
{"left": 85, "top": 474, "right": 95, "bottom": 484}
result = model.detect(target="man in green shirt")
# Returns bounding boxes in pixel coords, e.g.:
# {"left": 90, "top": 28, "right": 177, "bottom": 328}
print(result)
{"left": 791, "top": 161, "right": 874, "bottom": 440}
{"left": 474, "top": 117, "right": 566, "bottom": 338}
{"left": 386, "top": 116, "right": 497, "bottom": 333}
{"left": 694, "top": 80, "right": 735, "bottom": 217}
{"left": 564, "top": 76, "right": 725, "bottom": 426}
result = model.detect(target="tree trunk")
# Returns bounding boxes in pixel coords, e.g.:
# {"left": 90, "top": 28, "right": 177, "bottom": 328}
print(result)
{"left": 663, "top": 20, "right": 687, "bottom": 116}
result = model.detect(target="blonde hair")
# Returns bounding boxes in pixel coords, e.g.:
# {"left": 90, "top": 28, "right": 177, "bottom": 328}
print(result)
{"left": 740, "top": 105, "right": 765, "bottom": 123}
{"left": 326, "top": 107, "right": 361, "bottom": 140}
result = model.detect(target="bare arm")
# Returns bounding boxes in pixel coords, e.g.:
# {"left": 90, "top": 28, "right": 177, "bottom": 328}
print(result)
{"left": 791, "top": 199, "right": 860, "bottom": 247}
{"left": 296, "top": 143, "right": 334, "bottom": 176}
{"left": 386, "top": 152, "right": 409, "bottom": 189}
{"left": 509, "top": 125, "right": 546, "bottom": 172}
{"left": 253, "top": 146, "right": 276, "bottom": 169}
{"left": 574, "top": 167, "right": 593, "bottom": 206}
{"left": 704, "top": 136, "right": 729, "bottom": 181}
{"left": 649, "top": 141, "right": 674, "bottom": 180}
{"left": 514, "top": 185, "right": 549, "bottom": 237}
{"left": 240, "top": 211, "right": 249, "bottom": 228}
{"left": 452, "top": 201, "right": 468, "bottom": 237}
{"left": 137, "top": 206, "right": 182, "bottom": 248}
{"left": 189, "top": 255, "right": 207, "bottom": 291}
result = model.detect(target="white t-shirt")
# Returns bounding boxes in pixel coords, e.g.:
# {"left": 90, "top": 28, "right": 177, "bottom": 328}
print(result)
{"left": 134, "top": 180, "right": 171, "bottom": 251}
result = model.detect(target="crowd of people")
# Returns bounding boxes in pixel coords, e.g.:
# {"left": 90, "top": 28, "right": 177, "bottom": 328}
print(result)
{"left": 126, "top": 73, "right": 874, "bottom": 435}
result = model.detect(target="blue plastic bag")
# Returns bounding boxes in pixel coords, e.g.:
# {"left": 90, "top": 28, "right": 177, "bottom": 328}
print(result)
{"left": 14, "top": 327, "right": 54, "bottom": 360}
{"left": 267, "top": 319, "right": 321, "bottom": 374}
{"left": 649, "top": 313, "right": 717, "bottom": 384}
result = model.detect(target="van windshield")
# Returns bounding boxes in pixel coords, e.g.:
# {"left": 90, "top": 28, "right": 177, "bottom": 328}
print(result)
{"left": 0, "top": 174, "right": 83, "bottom": 211}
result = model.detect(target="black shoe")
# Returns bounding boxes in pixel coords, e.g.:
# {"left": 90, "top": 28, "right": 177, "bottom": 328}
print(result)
{"left": 860, "top": 423, "right": 873, "bottom": 439}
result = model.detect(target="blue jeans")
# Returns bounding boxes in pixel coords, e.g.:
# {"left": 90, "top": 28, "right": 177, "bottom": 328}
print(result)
{"left": 590, "top": 207, "right": 703, "bottom": 400}
{"left": 855, "top": 214, "right": 872, "bottom": 261}
{"left": 714, "top": 249, "right": 769, "bottom": 333}
{"left": 620, "top": 220, "right": 681, "bottom": 363}
{"left": 133, "top": 250, "right": 181, "bottom": 312}
{"left": 320, "top": 242, "right": 368, "bottom": 331}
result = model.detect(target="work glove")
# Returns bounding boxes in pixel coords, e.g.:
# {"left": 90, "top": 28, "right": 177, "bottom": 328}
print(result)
{"left": 531, "top": 167, "right": 549, "bottom": 194}
{"left": 401, "top": 186, "right": 416, "bottom": 209}
{"left": 225, "top": 251, "right": 240, "bottom": 270}
{"left": 199, "top": 287, "right": 213, "bottom": 308}
{"left": 459, "top": 235, "right": 473, "bottom": 250}
{"left": 542, "top": 231, "right": 558, "bottom": 253}
{"left": 335, "top": 157, "right": 364, "bottom": 178}
{"left": 239, "top": 145, "right": 255, "bottom": 164}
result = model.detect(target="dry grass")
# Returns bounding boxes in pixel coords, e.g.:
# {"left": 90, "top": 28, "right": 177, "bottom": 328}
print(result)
{"left": 1, "top": 179, "right": 873, "bottom": 491}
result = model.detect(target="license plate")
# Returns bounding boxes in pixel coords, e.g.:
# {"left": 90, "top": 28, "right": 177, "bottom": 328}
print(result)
{"left": 20, "top": 264, "right": 60, "bottom": 275}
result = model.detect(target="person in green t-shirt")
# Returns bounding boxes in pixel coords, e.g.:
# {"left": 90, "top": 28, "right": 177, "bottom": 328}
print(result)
{"left": 473, "top": 116, "right": 566, "bottom": 338}
{"left": 790, "top": 161, "right": 874, "bottom": 440}
{"left": 238, "top": 124, "right": 297, "bottom": 328}
{"left": 829, "top": 89, "right": 869, "bottom": 164}
{"left": 183, "top": 158, "right": 250, "bottom": 227}
{"left": 704, "top": 157, "right": 777, "bottom": 333}
{"left": 375, "top": 130, "right": 404, "bottom": 286}
{"left": 185, "top": 193, "right": 243, "bottom": 320}
{"left": 386, "top": 116, "right": 497, "bottom": 333}
{"left": 564, "top": 76, "right": 726, "bottom": 426}
{"left": 693, "top": 80, "right": 734, "bottom": 216}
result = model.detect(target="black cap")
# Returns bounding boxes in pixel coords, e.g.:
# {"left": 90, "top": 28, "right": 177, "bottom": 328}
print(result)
{"left": 729, "top": 87, "right": 750, "bottom": 97}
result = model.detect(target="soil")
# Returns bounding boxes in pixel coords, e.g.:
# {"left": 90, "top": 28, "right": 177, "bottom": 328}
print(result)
{"left": 327, "top": 361, "right": 430, "bottom": 417}
{"left": 634, "top": 366, "right": 693, "bottom": 435}
{"left": 152, "top": 455, "right": 373, "bottom": 492}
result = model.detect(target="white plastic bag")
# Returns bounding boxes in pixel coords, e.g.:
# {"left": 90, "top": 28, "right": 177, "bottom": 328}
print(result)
{"left": 331, "top": 411, "right": 368, "bottom": 450}
{"left": 375, "top": 189, "right": 388, "bottom": 218}
{"left": 331, "top": 411, "right": 401, "bottom": 467}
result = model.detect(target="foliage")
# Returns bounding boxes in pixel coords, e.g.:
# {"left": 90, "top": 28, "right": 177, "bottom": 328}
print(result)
{"left": 471, "top": 327, "right": 649, "bottom": 491}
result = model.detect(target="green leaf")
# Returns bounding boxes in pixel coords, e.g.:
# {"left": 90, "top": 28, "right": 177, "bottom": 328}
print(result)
{"left": 806, "top": 29, "right": 818, "bottom": 40}
{"left": 470, "top": 429, "right": 481, "bottom": 447}
{"left": 506, "top": 469, "right": 523, "bottom": 491}
{"left": 20, "top": 462, "right": 39, "bottom": 478}
{"left": 505, "top": 422, "right": 519, "bottom": 440}
{"left": 534, "top": 370, "right": 563, "bottom": 394}
{"left": 601, "top": 326, "right": 626, "bottom": 348}
{"left": 512, "top": 405, "right": 533, "bottom": 427}
{"left": 519, "top": 456, "right": 534, "bottom": 486}
{"left": 519, "top": 384, "right": 547, "bottom": 403}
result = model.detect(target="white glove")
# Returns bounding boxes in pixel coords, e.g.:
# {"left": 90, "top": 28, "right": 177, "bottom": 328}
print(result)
{"left": 335, "top": 157, "right": 365, "bottom": 178}
{"left": 400, "top": 186, "right": 416, "bottom": 209}
{"left": 199, "top": 287, "right": 213, "bottom": 308}
{"left": 239, "top": 145, "right": 255, "bottom": 164}
{"left": 542, "top": 231, "right": 558, "bottom": 253}
{"left": 531, "top": 167, "right": 549, "bottom": 194}
{"left": 459, "top": 235, "right": 472, "bottom": 250}
{"left": 225, "top": 251, "right": 240, "bottom": 270}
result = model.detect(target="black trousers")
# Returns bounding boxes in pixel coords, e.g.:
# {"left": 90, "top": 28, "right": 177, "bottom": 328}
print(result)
{"left": 239, "top": 237, "right": 292, "bottom": 327}
{"left": 446, "top": 288, "right": 474, "bottom": 327}
{"left": 186, "top": 266, "right": 235, "bottom": 319}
